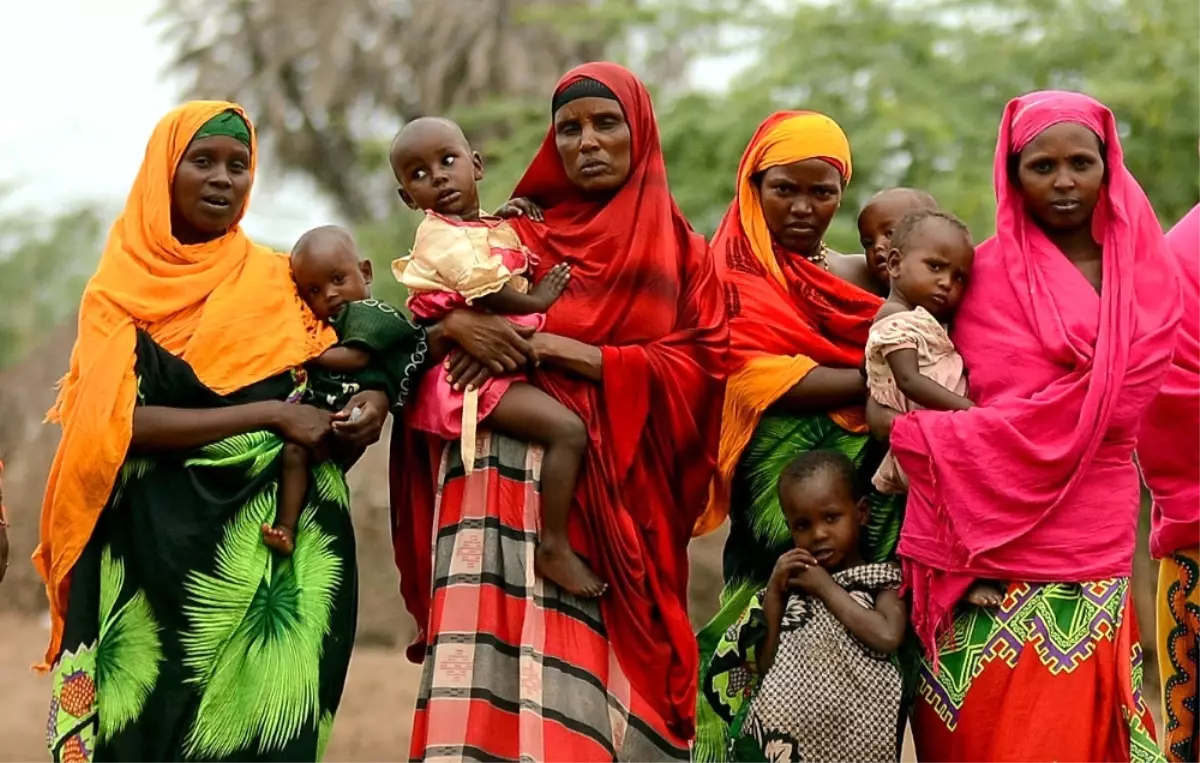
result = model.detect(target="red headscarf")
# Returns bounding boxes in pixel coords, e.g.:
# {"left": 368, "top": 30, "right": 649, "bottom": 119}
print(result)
{"left": 891, "top": 92, "right": 1183, "bottom": 651}
{"left": 391, "top": 62, "right": 728, "bottom": 737}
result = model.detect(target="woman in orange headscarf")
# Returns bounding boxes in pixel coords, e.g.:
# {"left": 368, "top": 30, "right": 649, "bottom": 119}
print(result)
{"left": 691, "top": 112, "right": 904, "bottom": 761}
{"left": 35, "top": 102, "right": 529, "bottom": 762}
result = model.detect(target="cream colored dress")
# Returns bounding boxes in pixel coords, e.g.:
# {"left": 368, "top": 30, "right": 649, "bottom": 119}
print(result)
{"left": 865, "top": 306, "right": 967, "bottom": 493}
{"left": 393, "top": 212, "right": 542, "bottom": 473}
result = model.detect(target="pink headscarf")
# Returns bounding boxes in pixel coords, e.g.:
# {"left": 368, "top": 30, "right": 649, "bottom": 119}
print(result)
{"left": 891, "top": 91, "right": 1183, "bottom": 652}
{"left": 1140, "top": 204, "right": 1200, "bottom": 558}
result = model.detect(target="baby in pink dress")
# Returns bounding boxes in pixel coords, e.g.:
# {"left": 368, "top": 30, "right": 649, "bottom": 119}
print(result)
{"left": 389, "top": 117, "right": 605, "bottom": 598}
{"left": 865, "top": 208, "right": 1001, "bottom": 608}
{"left": 396, "top": 211, "right": 561, "bottom": 447}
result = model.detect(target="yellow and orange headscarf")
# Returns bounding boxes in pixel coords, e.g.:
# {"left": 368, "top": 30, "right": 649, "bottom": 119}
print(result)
{"left": 34, "top": 101, "right": 335, "bottom": 666}
{"left": 734, "top": 111, "right": 852, "bottom": 286}
{"left": 695, "top": 111, "right": 882, "bottom": 536}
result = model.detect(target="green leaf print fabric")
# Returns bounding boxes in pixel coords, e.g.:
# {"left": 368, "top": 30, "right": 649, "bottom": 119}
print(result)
{"left": 693, "top": 413, "right": 905, "bottom": 763}
{"left": 47, "top": 331, "right": 364, "bottom": 762}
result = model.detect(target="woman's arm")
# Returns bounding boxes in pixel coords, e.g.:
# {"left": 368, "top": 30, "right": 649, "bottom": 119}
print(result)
{"left": 130, "top": 402, "right": 284, "bottom": 452}
{"left": 331, "top": 389, "right": 391, "bottom": 450}
{"left": 768, "top": 367, "right": 867, "bottom": 414}
{"left": 532, "top": 333, "right": 603, "bottom": 382}
{"left": 131, "top": 401, "right": 334, "bottom": 453}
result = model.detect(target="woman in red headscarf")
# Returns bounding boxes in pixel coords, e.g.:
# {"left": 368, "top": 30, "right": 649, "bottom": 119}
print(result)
{"left": 391, "top": 62, "right": 728, "bottom": 760}
{"left": 869, "top": 91, "right": 1180, "bottom": 760}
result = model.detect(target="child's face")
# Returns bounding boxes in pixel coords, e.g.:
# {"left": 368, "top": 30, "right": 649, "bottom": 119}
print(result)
{"left": 858, "top": 193, "right": 934, "bottom": 287}
{"left": 391, "top": 125, "right": 484, "bottom": 219}
{"left": 780, "top": 468, "right": 866, "bottom": 572}
{"left": 887, "top": 220, "right": 974, "bottom": 320}
{"left": 292, "top": 243, "right": 373, "bottom": 321}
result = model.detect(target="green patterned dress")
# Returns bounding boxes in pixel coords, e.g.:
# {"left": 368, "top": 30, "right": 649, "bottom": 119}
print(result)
{"left": 47, "top": 304, "right": 428, "bottom": 762}
{"left": 693, "top": 413, "right": 905, "bottom": 763}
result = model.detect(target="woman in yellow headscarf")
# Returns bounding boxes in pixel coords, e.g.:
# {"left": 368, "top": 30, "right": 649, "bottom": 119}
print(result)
{"left": 691, "top": 112, "right": 905, "bottom": 761}
{"left": 36, "top": 102, "right": 534, "bottom": 762}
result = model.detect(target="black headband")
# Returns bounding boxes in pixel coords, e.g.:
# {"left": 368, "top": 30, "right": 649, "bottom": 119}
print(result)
{"left": 551, "top": 77, "right": 619, "bottom": 116}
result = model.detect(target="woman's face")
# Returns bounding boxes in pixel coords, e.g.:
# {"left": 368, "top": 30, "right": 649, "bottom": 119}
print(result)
{"left": 553, "top": 96, "right": 632, "bottom": 195}
{"left": 171, "top": 135, "right": 252, "bottom": 244}
{"left": 758, "top": 159, "right": 843, "bottom": 256}
{"left": 1015, "top": 122, "right": 1105, "bottom": 233}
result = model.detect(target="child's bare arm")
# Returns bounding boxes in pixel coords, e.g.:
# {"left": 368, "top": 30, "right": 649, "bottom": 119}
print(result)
{"left": 493, "top": 197, "right": 544, "bottom": 222}
{"left": 476, "top": 263, "right": 571, "bottom": 315}
{"left": 886, "top": 349, "right": 974, "bottom": 411}
{"left": 814, "top": 585, "right": 907, "bottom": 654}
{"left": 476, "top": 283, "right": 552, "bottom": 315}
{"left": 313, "top": 346, "right": 372, "bottom": 374}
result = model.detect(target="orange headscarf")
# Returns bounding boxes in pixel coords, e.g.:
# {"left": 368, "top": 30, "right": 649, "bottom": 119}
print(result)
{"left": 695, "top": 111, "right": 881, "bottom": 536}
{"left": 34, "top": 101, "right": 335, "bottom": 667}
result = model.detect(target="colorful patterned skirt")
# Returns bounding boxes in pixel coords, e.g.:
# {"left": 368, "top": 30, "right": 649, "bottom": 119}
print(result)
{"left": 694, "top": 413, "right": 903, "bottom": 762}
{"left": 407, "top": 432, "right": 690, "bottom": 762}
{"left": 912, "top": 578, "right": 1162, "bottom": 762}
{"left": 1157, "top": 547, "right": 1199, "bottom": 762}
{"left": 46, "top": 334, "right": 358, "bottom": 762}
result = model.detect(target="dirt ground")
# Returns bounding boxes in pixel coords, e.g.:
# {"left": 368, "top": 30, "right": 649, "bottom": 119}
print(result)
{"left": 0, "top": 612, "right": 424, "bottom": 761}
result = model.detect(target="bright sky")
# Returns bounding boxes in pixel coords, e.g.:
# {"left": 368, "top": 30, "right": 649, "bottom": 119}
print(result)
{"left": 0, "top": 1, "right": 743, "bottom": 245}
{"left": 0, "top": 0, "right": 334, "bottom": 244}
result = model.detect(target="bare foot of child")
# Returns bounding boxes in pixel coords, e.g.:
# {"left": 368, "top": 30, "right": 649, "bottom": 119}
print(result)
{"left": 966, "top": 581, "right": 1005, "bottom": 609}
{"left": 261, "top": 523, "right": 296, "bottom": 555}
{"left": 535, "top": 536, "right": 606, "bottom": 598}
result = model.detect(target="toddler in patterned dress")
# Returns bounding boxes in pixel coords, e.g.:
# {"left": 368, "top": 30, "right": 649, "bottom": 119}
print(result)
{"left": 722, "top": 450, "right": 908, "bottom": 762}
{"left": 864, "top": 208, "right": 1003, "bottom": 608}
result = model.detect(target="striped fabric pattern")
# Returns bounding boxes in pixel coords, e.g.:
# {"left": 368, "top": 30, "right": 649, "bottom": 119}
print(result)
{"left": 409, "top": 433, "right": 690, "bottom": 762}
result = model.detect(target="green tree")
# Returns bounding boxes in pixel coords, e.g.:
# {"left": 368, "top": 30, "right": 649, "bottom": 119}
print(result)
{"left": 0, "top": 198, "right": 106, "bottom": 369}
{"left": 662, "top": 0, "right": 1199, "bottom": 250}
{"left": 158, "top": 0, "right": 1198, "bottom": 268}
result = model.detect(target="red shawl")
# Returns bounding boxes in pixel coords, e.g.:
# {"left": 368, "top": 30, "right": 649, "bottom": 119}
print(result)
{"left": 391, "top": 62, "right": 728, "bottom": 738}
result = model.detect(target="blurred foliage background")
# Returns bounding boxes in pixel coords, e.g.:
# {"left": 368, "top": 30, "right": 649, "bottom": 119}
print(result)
{"left": 5, "top": 0, "right": 1194, "bottom": 348}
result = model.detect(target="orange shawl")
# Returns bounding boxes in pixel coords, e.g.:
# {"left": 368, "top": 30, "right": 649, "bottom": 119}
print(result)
{"left": 34, "top": 101, "right": 335, "bottom": 666}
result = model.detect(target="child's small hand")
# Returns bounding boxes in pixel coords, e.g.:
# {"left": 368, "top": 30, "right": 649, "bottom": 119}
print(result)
{"left": 495, "top": 197, "right": 544, "bottom": 222}
{"left": 530, "top": 264, "right": 571, "bottom": 310}
{"left": 765, "top": 548, "right": 810, "bottom": 623}
{"left": 787, "top": 549, "right": 835, "bottom": 595}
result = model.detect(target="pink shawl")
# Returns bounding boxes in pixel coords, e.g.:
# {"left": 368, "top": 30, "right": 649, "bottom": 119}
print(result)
{"left": 1141, "top": 204, "right": 1200, "bottom": 558}
{"left": 891, "top": 91, "right": 1183, "bottom": 652}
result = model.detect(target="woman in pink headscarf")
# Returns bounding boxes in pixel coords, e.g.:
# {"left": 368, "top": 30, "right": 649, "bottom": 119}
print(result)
{"left": 868, "top": 91, "right": 1182, "bottom": 760}
{"left": 1141, "top": 202, "right": 1199, "bottom": 763}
